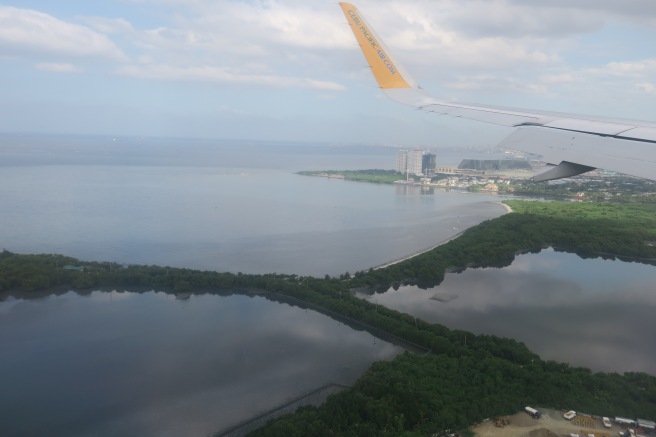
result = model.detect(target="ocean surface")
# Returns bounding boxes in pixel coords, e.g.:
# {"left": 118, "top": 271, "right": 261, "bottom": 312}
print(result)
{"left": 0, "top": 133, "right": 507, "bottom": 276}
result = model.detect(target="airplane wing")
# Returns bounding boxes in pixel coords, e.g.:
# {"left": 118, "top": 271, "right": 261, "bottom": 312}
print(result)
{"left": 338, "top": 2, "right": 656, "bottom": 181}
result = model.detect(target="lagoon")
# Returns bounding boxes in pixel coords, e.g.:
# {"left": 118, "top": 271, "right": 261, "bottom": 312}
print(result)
{"left": 360, "top": 249, "right": 656, "bottom": 375}
{"left": 0, "top": 290, "right": 402, "bottom": 436}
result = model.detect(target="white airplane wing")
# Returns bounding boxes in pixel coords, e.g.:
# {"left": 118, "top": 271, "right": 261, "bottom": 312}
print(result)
{"left": 339, "top": 2, "right": 656, "bottom": 181}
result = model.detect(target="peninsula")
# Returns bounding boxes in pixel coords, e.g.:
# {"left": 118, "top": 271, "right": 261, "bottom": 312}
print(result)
{"left": 297, "top": 169, "right": 409, "bottom": 184}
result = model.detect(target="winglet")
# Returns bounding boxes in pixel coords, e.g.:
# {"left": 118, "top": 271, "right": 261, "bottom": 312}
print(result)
{"left": 339, "top": 2, "right": 416, "bottom": 89}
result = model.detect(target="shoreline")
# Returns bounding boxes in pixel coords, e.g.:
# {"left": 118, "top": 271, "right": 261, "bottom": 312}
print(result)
{"left": 1, "top": 201, "right": 514, "bottom": 300}
{"left": 374, "top": 201, "right": 511, "bottom": 270}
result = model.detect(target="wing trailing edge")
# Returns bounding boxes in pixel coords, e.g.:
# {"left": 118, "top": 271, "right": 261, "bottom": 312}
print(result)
{"left": 339, "top": 2, "right": 656, "bottom": 181}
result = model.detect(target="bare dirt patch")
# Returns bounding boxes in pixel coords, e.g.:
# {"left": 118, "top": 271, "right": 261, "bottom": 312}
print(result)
{"left": 471, "top": 408, "right": 621, "bottom": 437}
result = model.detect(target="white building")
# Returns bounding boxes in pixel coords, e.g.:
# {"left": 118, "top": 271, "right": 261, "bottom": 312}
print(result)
{"left": 397, "top": 149, "right": 429, "bottom": 176}
{"left": 408, "top": 149, "right": 424, "bottom": 176}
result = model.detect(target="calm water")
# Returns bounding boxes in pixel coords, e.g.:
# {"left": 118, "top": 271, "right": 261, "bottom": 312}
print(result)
{"left": 361, "top": 249, "right": 656, "bottom": 374}
{"left": 0, "top": 134, "right": 506, "bottom": 276}
{"left": 0, "top": 291, "right": 402, "bottom": 436}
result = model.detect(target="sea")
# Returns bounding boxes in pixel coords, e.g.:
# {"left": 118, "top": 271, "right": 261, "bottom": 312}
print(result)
{"left": 0, "top": 133, "right": 507, "bottom": 276}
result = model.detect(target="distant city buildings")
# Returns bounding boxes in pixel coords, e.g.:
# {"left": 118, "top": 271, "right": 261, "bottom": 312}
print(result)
{"left": 396, "top": 149, "right": 436, "bottom": 176}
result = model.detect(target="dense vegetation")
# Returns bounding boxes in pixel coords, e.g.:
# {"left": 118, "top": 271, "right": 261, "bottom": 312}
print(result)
{"left": 297, "top": 169, "right": 412, "bottom": 183}
{"left": 248, "top": 355, "right": 656, "bottom": 437}
{"left": 501, "top": 176, "right": 656, "bottom": 203}
{"left": 350, "top": 200, "right": 656, "bottom": 290}
{"left": 3, "top": 200, "right": 656, "bottom": 436}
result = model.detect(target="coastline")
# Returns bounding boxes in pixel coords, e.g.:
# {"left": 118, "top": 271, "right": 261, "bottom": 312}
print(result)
{"left": 1, "top": 201, "right": 514, "bottom": 300}
{"left": 373, "top": 232, "right": 465, "bottom": 270}
{"left": 374, "top": 201, "right": 511, "bottom": 270}
{"left": 494, "top": 201, "right": 513, "bottom": 213}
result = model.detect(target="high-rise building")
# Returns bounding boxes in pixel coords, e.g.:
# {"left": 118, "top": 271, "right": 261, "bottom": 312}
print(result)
{"left": 408, "top": 149, "right": 424, "bottom": 176}
{"left": 422, "top": 153, "right": 436, "bottom": 176}
{"left": 397, "top": 149, "right": 435, "bottom": 176}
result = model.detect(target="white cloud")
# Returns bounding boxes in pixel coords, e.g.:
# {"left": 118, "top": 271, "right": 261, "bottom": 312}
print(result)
{"left": 80, "top": 16, "right": 134, "bottom": 34}
{"left": 603, "top": 59, "right": 656, "bottom": 77}
{"left": 2, "top": 0, "right": 655, "bottom": 140}
{"left": 0, "top": 6, "right": 127, "bottom": 61}
{"left": 637, "top": 82, "right": 656, "bottom": 94}
{"left": 35, "top": 62, "right": 80, "bottom": 73}
{"left": 115, "top": 63, "right": 346, "bottom": 90}
{"left": 436, "top": 0, "right": 604, "bottom": 38}
{"left": 540, "top": 73, "right": 576, "bottom": 84}
{"left": 392, "top": 0, "right": 656, "bottom": 40}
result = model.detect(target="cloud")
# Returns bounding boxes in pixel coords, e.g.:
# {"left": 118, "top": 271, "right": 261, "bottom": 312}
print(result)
{"left": 35, "top": 62, "right": 80, "bottom": 73}
{"left": 124, "top": 0, "right": 353, "bottom": 48}
{"left": 438, "top": 0, "right": 604, "bottom": 38}
{"left": 637, "top": 82, "right": 655, "bottom": 94}
{"left": 0, "top": 6, "right": 127, "bottom": 61}
{"left": 125, "top": 0, "right": 651, "bottom": 118}
{"left": 540, "top": 73, "right": 576, "bottom": 84}
{"left": 115, "top": 63, "right": 345, "bottom": 90}
{"left": 2, "top": 0, "right": 654, "bottom": 140}
{"left": 603, "top": 59, "right": 656, "bottom": 77}
{"left": 120, "top": 2, "right": 352, "bottom": 60}
{"left": 412, "top": 0, "right": 656, "bottom": 39}
{"left": 79, "top": 16, "right": 134, "bottom": 34}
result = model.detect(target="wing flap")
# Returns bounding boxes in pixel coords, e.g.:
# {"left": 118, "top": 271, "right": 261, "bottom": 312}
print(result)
{"left": 542, "top": 119, "right": 637, "bottom": 136}
{"left": 620, "top": 127, "right": 656, "bottom": 142}
{"left": 499, "top": 127, "right": 656, "bottom": 180}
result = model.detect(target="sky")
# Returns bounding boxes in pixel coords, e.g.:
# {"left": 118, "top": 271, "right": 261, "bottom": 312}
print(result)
{"left": 0, "top": 0, "right": 655, "bottom": 148}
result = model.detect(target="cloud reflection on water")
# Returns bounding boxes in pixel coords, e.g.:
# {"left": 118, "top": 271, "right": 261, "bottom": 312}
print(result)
{"left": 0, "top": 291, "right": 402, "bottom": 436}
{"left": 370, "top": 249, "right": 656, "bottom": 374}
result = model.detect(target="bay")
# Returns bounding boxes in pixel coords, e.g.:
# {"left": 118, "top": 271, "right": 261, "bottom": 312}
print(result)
{"left": 0, "top": 134, "right": 507, "bottom": 276}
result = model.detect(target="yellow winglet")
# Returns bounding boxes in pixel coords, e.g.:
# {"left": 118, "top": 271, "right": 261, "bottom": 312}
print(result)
{"left": 339, "top": 2, "right": 414, "bottom": 89}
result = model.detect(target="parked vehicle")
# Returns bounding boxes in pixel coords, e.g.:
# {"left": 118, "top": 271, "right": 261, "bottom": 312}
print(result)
{"left": 525, "top": 406, "right": 541, "bottom": 419}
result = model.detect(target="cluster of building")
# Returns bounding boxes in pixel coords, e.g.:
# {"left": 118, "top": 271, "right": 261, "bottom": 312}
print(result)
{"left": 396, "top": 149, "right": 436, "bottom": 177}
{"left": 395, "top": 149, "right": 535, "bottom": 181}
